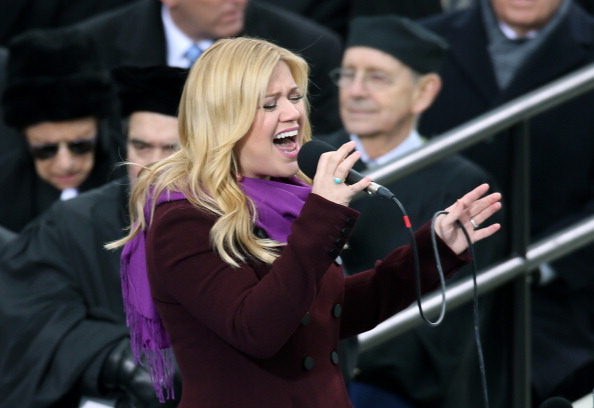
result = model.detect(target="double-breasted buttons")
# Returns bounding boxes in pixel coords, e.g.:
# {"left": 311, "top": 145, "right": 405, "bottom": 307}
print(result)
{"left": 301, "top": 312, "right": 311, "bottom": 326}
{"left": 332, "top": 303, "right": 342, "bottom": 318}
{"left": 303, "top": 356, "right": 315, "bottom": 370}
{"left": 328, "top": 247, "right": 340, "bottom": 258}
{"left": 335, "top": 237, "right": 346, "bottom": 248}
{"left": 330, "top": 351, "right": 340, "bottom": 365}
{"left": 340, "top": 227, "right": 351, "bottom": 238}
{"left": 345, "top": 216, "right": 356, "bottom": 227}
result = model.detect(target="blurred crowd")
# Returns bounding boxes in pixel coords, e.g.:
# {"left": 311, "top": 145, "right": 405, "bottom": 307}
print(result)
{"left": 0, "top": 1, "right": 593, "bottom": 408}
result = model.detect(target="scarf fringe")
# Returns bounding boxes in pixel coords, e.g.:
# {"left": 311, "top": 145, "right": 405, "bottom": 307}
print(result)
{"left": 121, "top": 249, "right": 175, "bottom": 403}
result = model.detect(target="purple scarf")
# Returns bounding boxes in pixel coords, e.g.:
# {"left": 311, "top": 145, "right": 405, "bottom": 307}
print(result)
{"left": 240, "top": 176, "right": 311, "bottom": 242}
{"left": 120, "top": 177, "right": 311, "bottom": 401}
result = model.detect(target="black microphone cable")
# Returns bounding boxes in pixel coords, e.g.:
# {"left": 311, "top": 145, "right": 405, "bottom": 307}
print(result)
{"left": 389, "top": 195, "right": 447, "bottom": 327}
{"left": 385, "top": 196, "right": 490, "bottom": 408}
{"left": 430, "top": 211, "right": 490, "bottom": 408}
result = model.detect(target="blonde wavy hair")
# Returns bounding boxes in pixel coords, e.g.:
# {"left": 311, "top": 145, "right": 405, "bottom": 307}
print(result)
{"left": 106, "top": 37, "right": 313, "bottom": 266}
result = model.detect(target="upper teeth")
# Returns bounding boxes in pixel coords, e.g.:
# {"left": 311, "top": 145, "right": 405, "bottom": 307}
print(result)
{"left": 275, "top": 129, "right": 298, "bottom": 140}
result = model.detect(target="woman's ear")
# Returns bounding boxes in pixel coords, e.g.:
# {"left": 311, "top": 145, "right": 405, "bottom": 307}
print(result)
{"left": 411, "top": 73, "right": 442, "bottom": 116}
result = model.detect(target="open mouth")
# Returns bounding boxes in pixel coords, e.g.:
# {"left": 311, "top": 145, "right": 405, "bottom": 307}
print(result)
{"left": 273, "top": 129, "right": 299, "bottom": 155}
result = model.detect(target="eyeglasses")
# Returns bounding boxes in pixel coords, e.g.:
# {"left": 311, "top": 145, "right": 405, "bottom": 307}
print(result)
{"left": 29, "top": 138, "right": 97, "bottom": 160}
{"left": 329, "top": 67, "right": 395, "bottom": 91}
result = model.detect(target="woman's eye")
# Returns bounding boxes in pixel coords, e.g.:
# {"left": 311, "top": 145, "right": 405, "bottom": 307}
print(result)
{"left": 263, "top": 103, "right": 277, "bottom": 110}
{"left": 289, "top": 94, "right": 304, "bottom": 102}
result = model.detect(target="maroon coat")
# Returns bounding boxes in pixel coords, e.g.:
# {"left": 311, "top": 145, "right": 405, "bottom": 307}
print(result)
{"left": 146, "top": 193, "right": 468, "bottom": 408}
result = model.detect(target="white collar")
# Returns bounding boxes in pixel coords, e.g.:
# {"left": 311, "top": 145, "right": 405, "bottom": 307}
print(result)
{"left": 161, "top": 5, "right": 214, "bottom": 68}
{"left": 498, "top": 21, "right": 539, "bottom": 40}
{"left": 60, "top": 188, "right": 78, "bottom": 201}
{"left": 349, "top": 130, "right": 425, "bottom": 169}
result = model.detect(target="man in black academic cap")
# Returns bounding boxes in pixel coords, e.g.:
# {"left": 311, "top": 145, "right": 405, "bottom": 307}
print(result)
{"left": 319, "top": 15, "right": 508, "bottom": 408}
{"left": 0, "top": 65, "right": 187, "bottom": 408}
{"left": 0, "top": 27, "right": 123, "bottom": 233}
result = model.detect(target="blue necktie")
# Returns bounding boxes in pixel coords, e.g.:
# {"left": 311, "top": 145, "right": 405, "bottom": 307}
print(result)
{"left": 184, "top": 44, "right": 203, "bottom": 67}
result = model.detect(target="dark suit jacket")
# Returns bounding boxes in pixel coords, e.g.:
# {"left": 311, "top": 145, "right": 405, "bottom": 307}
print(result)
{"left": 146, "top": 192, "right": 468, "bottom": 407}
{"left": 253, "top": 0, "right": 350, "bottom": 39}
{"left": 0, "top": 0, "right": 138, "bottom": 45}
{"left": 322, "top": 130, "right": 509, "bottom": 408}
{"left": 0, "top": 179, "right": 130, "bottom": 408}
{"left": 74, "top": 0, "right": 342, "bottom": 134}
{"left": 419, "top": 2, "right": 594, "bottom": 401}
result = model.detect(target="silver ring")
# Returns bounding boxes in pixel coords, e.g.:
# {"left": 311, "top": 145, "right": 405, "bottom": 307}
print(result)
{"left": 333, "top": 177, "right": 343, "bottom": 184}
{"left": 470, "top": 218, "right": 479, "bottom": 229}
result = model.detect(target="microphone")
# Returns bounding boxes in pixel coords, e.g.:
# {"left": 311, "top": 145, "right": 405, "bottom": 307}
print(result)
{"left": 297, "top": 140, "right": 394, "bottom": 199}
{"left": 539, "top": 396, "right": 573, "bottom": 408}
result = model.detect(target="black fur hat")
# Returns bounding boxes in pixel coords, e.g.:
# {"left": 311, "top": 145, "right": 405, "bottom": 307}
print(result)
{"left": 2, "top": 27, "right": 114, "bottom": 130}
{"left": 112, "top": 65, "right": 189, "bottom": 118}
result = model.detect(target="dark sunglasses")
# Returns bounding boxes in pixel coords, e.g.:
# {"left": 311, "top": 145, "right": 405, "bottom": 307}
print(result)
{"left": 29, "top": 138, "right": 97, "bottom": 160}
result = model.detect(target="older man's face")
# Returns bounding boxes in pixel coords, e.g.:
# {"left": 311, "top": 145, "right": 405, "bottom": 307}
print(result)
{"left": 338, "top": 47, "right": 421, "bottom": 143}
{"left": 491, "top": 0, "right": 564, "bottom": 36}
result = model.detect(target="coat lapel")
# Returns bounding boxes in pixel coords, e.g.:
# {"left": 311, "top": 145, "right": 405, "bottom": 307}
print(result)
{"left": 497, "top": 4, "right": 592, "bottom": 103}
{"left": 444, "top": 5, "right": 500, "bottom": 103}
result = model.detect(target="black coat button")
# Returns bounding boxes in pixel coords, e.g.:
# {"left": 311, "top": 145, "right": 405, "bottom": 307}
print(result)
{"left": 332, "top": 304, "right": 342, "bottom": 318}
{"left": 345, "top": 216, "right": 356, "bottom": 227}
{"left": 301, "top": 312, "right": 311, "bottom": 326}
{"left": 341, "top": 227, "right": 351, "bottom": 237}
{"left": 335, "top": 237, "right": 346, "bottom": 248}
{"left": 303, "top": 356, "right": 315, "bottom": 370}
{"left": 331, "top": 351, "right": 339, "bottom": 365}
{"left": 328, "top": 247, "right": 339, "bottom": 258}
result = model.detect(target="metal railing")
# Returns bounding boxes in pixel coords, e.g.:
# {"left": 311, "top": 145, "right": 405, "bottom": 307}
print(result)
{"left": 353, "top": 62, "right": 594, "bottom": 408}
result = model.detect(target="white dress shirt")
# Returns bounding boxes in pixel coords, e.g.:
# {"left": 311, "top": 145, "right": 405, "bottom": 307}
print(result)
{"left": 349, "top": 130, "right": 425, "bottom": 169}
{"left": 161, "top": 5, "right": 214, "bottom": 68}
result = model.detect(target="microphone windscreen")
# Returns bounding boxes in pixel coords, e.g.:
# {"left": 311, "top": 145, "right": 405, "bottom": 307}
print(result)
{"left": 297, "top": 140, "right": 336, "bottom": 179}
{"left": 539, "top": 396, "right": 573, "bottom": 408}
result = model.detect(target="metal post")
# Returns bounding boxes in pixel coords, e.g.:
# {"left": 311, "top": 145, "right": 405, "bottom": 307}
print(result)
{"left": 509, "top": 120, "right": 531, "bottom": 408}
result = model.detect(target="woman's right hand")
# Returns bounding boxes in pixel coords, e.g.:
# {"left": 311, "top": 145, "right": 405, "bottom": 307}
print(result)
{"left": 310, "top": 141, "right": 371, "bottom": 206}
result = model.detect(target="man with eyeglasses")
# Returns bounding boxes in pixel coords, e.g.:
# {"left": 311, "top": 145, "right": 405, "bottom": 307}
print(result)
{"left": 319, "top": 16, "right": 508, "bottom": 408}
{"left": 0, "top": 65, "right": 187, "bottom": 408}
{"left": 0, "top": 27, "right": 123, "bottom": 233}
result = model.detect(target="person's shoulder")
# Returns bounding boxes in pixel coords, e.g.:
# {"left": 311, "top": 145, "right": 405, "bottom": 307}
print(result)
{"left": 420, "top": 4, "right": 474, "bottom": 31}
{"left": 72, "top": 0, "right": 151, "bottom": 32}
{"left": 151, "top": 197, "right": 216, "bottom": 237}
{"left": 245, "top": 1, "right": 341, "bottom": 46}
{"left": 50, "top": 178, "right": 128, "bottom": 217}
{"left": 423, "top": 153, "right": 493, "bottom": 184}
{"left": 568, "top": 2, "right": 594, "bottom": 38}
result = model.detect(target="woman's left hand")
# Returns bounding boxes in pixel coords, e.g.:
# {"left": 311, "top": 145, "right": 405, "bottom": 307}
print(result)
{"left": 433, "top": 183, "right": 502, "bottom": 255}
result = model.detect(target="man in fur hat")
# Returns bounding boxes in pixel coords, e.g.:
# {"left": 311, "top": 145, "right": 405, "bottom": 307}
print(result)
{"left": 0, "top": 27, "right": 124, "bottom": 233}
{"left": 0, "top": 65, "right": 187, "bottom": 408}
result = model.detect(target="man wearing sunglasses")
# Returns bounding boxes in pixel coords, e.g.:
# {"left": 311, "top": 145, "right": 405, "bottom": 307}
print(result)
{"left": 0, "top": 27, "right": 123, "bottom": 233}
{"left": 0, "top": 65, "right": 187, "bottom": 408}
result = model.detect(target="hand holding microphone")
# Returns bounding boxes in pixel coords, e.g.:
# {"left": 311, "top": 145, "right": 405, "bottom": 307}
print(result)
{"left": 297, "top": 140, "right": 503, "bottom": 255}
{"left": 298, "top": 140, "right": 371, "bottom": 206}
{"left": 297, "top": 139, "right": 395, "bottom": 201}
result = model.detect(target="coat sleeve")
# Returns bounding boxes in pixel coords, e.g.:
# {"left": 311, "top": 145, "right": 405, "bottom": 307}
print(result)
{"left": 339, "top": 221, "right": 471, "bottom": 338}
{"left": 0, "top": 199, "right": 128, "bottom": 408}
{"left": 147, "top": 193, "right": 359, "bottom": 359}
